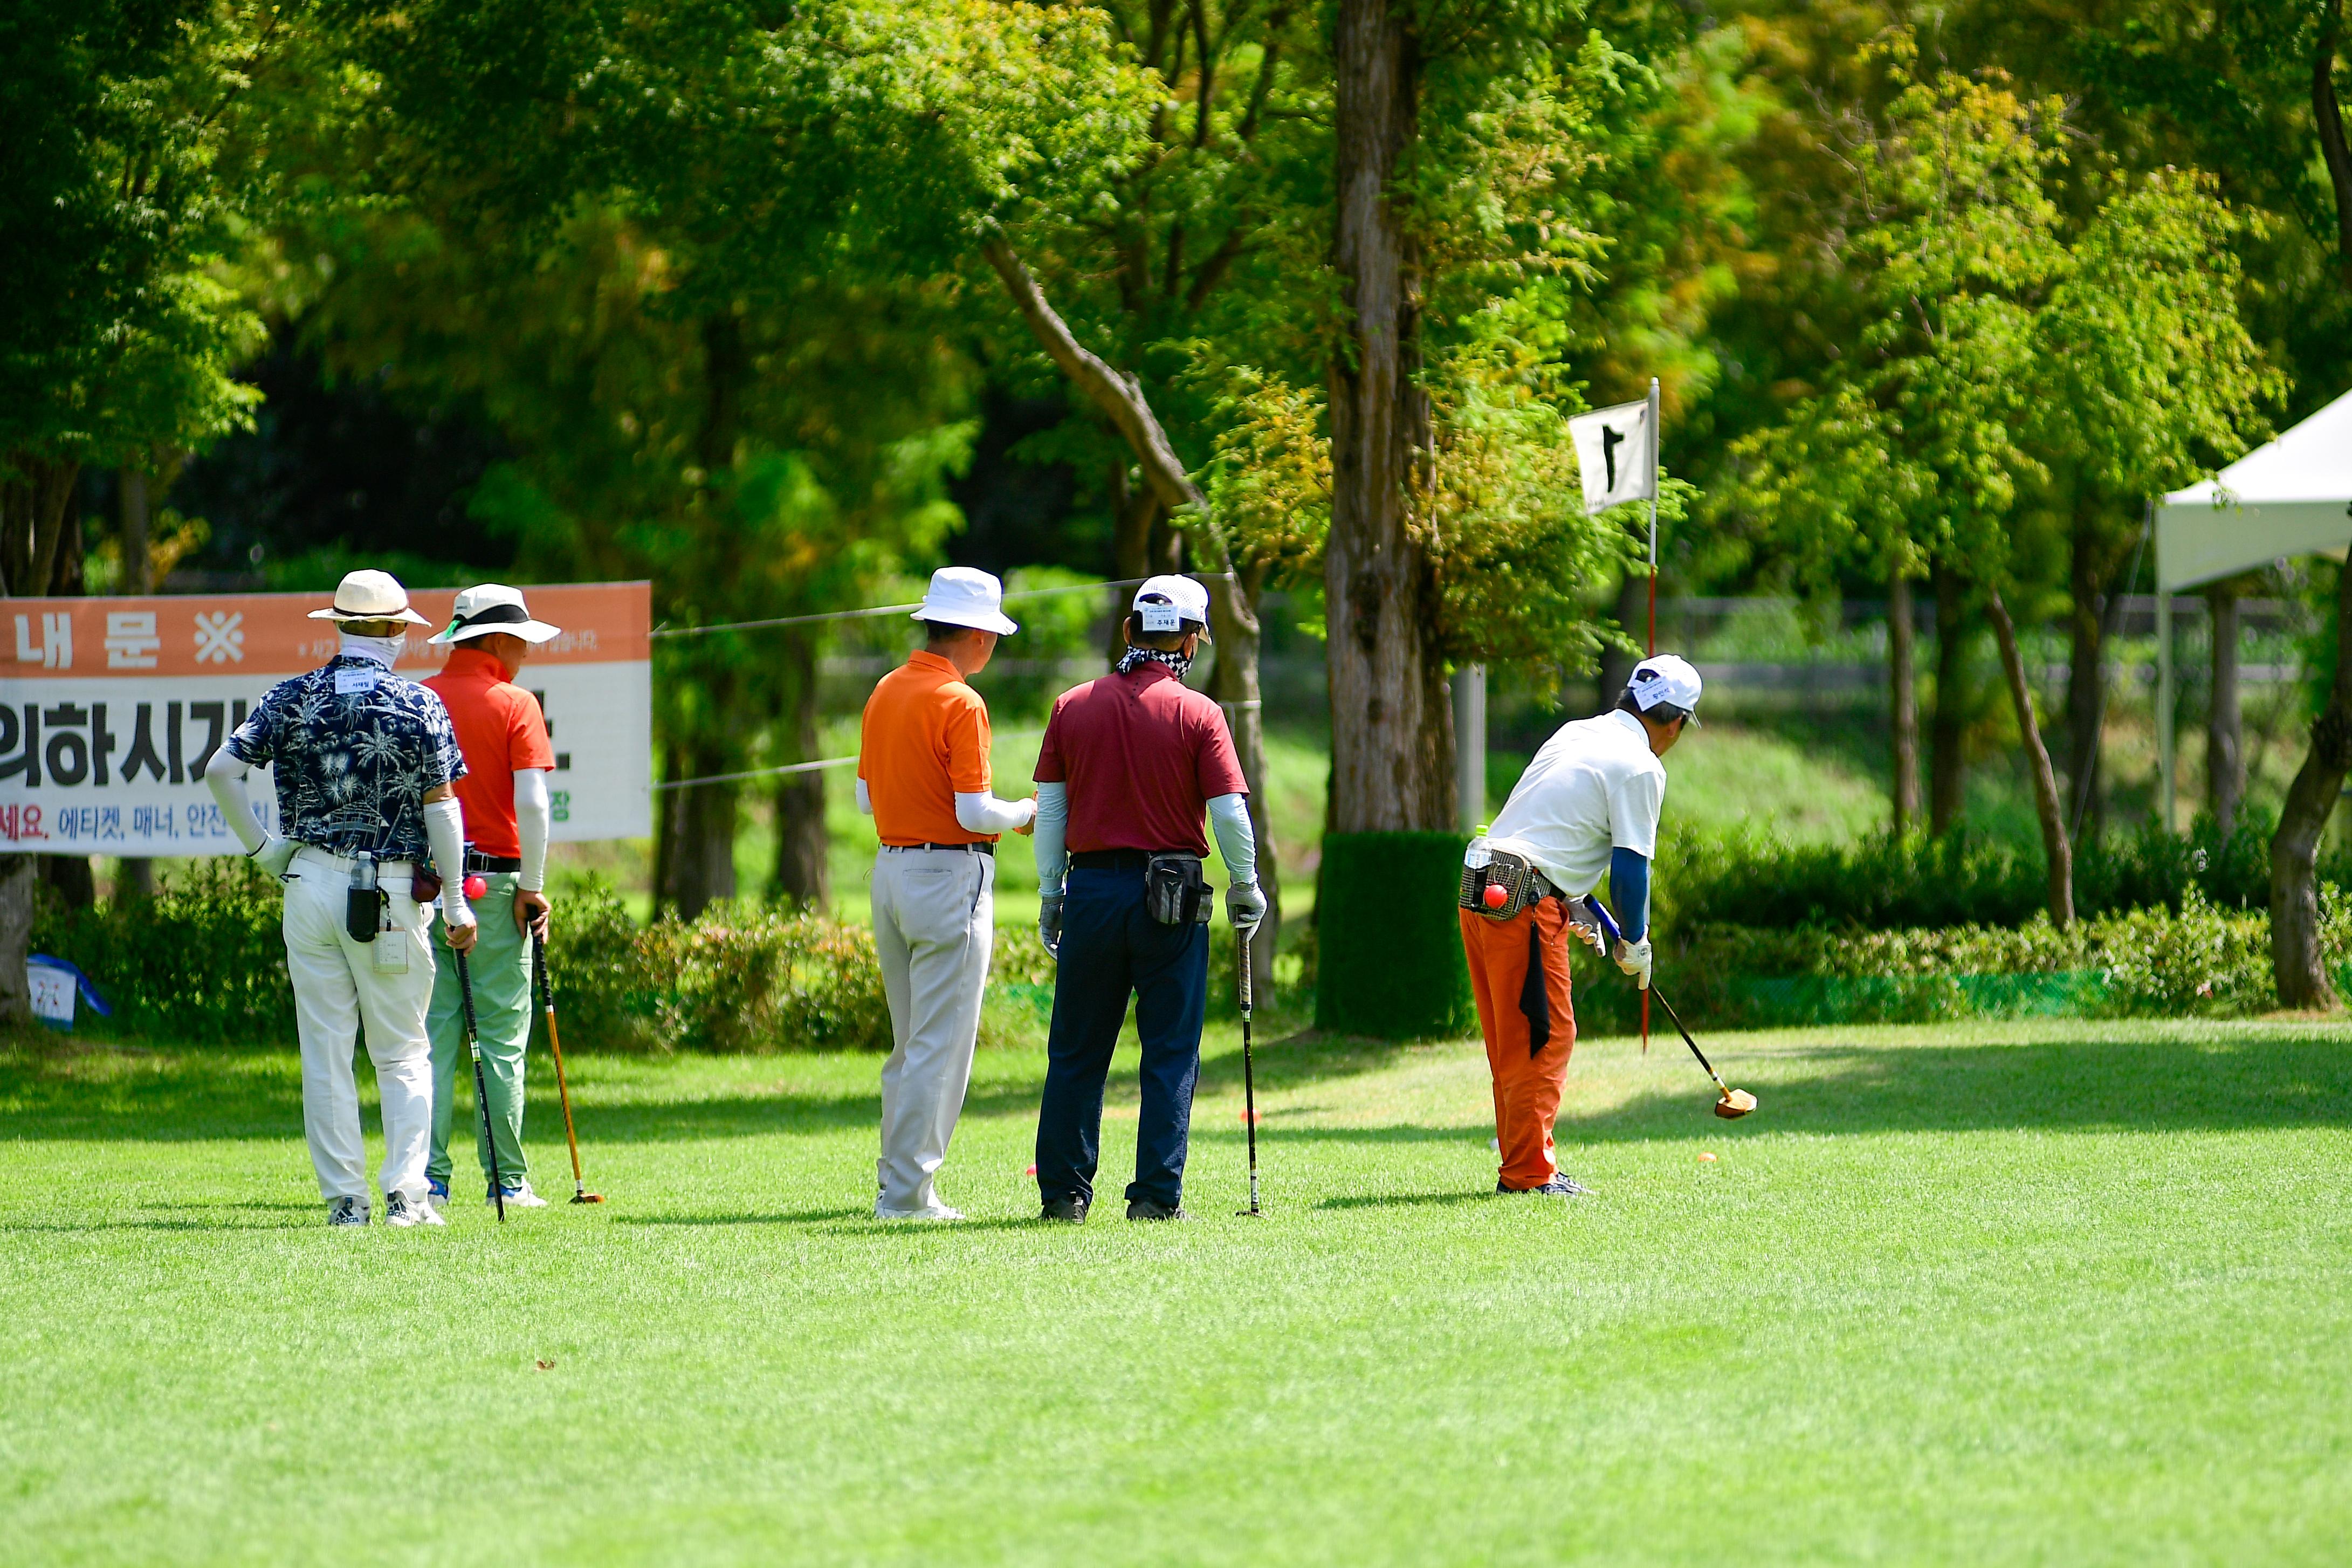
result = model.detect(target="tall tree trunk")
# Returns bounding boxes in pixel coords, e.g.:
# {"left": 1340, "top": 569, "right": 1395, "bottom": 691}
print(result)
{"left": 2065, "top": 515, "right": 2107, "bottom": 842}
{"left": 1929, "top": 566, "right": 1968, "bottom": 836}
{"left": 1596, "top": 571, "right": 1644, "bottom": 716}
{"left": 651, "top": 743, "right": 684, "bottom": 918}
{"left": 1889, "top": 570, "right": 1920, "bottom": 836}
{"left": 1326, "top": 0, "right": 1450, "bottom": 831}
{"left": 981, "top": 236, "right": 1283, "bottom": 991}
{"left": 2270, "top": 561, "right": 2352, "bottom": 1008}
{"left": 771, "top": 629, "right": 829, "bottom": 908}
{"left": 2315, "top": 0, "right": 2352, "bottom": 291}
{"left": 1985, "top": 586, "right": 2074, "bottom": 929}
{"left": 44, "top": 508, "right": 93, "bottom": 910}
{"left": 2208, "top": 584, "right": 2244, "bottom": 838}
{"left": 1207, "top": 561, "right": 1279, "bottom": 996}
{"left": 119, "top": 466, "right": 155, "bottom": 900}
{"left": 0, "top": 855, "right": 34, "bottom": 1026}
{"left": 670, "top": 770, "right": 739, "bottom": 921}
{"left": 1104, "top": 459, "right": 1160, "bottom": 666}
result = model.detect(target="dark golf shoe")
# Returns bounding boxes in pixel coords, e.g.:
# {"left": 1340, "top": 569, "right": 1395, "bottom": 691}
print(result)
{"left": 1498, "top": 1174, "right": 1593, "bottom": 1198}
{"left": 1040, "top": 1196, "right": 1089, "bottom": 1224}
{"left": 1125, "top": 1198, "right": 1191, "bottom": 1221}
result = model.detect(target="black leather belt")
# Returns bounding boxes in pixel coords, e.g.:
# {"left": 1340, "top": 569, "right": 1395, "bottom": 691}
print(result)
{"left": 885, "top": 841, "right": 994, "bottom": 857}
{"left": 1070, "top": 849, "right": 1192, "bottom": 870}
{"left": 465, "top": 852, "right": 522, "bottom": 873}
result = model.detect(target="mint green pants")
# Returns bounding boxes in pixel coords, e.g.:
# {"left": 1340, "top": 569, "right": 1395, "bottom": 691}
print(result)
{"left": 426, "top": 871, "right": 533, "bottom": 1190}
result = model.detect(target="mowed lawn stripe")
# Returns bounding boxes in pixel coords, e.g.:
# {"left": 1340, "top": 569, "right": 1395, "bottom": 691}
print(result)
{"left": 2, "top": 1020, "right": 2348, "bottom": 1565}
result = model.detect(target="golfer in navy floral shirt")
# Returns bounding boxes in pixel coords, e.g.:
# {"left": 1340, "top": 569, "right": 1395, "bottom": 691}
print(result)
{"left": 205, "top": 570, "right": 483, "bottom": 1228}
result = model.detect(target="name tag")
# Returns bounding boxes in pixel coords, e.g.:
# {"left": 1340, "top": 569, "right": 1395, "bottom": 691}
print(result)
{"left": 1139, "top": 605, "right": 1182, "bottom": 632}
{"left": 335, "top": 668, "right": 380, "bottom": 694}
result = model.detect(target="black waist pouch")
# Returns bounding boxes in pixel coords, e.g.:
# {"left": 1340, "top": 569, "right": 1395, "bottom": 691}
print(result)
{"left": 1145, "top": 854, "right": 1213, "bottom": 926}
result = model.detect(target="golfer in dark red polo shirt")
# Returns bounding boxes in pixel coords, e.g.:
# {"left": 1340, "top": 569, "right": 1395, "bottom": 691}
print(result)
{"left": 1030, "top": 576, "right": 1263, "bottom": 1222}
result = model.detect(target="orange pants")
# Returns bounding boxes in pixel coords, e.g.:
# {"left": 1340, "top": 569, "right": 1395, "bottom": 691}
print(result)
{"left": 1460, "top": 900, "right": 1577, "bottom": 1189}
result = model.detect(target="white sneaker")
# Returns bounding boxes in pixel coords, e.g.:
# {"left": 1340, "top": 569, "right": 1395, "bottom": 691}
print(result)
{"left": 487, "top": 1180, "right": 549, "bottom": 1209}
{"left": 384, "top": 1191, "right": 445, "bottom": 1228}
{"left": 326, "top": 1196, "right": 369, "bottom": 1227}
{"left": 875, "top": 1202, "right": 964, "bottom": 1221}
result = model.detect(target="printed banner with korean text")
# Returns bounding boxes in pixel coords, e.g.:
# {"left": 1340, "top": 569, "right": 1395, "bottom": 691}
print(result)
{"left": 0, "top": 583, "right": 651, "bottom": 855}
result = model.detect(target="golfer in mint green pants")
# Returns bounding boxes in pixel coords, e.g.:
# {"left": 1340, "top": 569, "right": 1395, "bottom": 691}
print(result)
{"left": 426, "top": 871, "right": 534, "bottom": 1199}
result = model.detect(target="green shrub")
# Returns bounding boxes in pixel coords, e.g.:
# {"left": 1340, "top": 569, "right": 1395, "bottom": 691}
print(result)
{"left": 1316, "top": 831, "right": 1475, "bottom": 1040}
{"left": 1567, "top": 888, "right": 2339, "bottom": 1034}
{"left": 31, "top": 859, "right": 290, "bottom": 1043}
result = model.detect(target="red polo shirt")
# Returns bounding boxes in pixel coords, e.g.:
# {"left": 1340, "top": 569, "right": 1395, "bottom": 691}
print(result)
{"left": 1034, "top": 663, "right": 1247, "bottom": 856}
{"left": 423, "top": 645, "right": 556, "bottom": 859}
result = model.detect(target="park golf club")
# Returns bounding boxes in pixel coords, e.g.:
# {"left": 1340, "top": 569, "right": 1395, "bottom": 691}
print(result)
{"left": 454, "top": 945, "right": 507, "bottom": 1221}
{"left": 1583, "top": 898, "right": 1756, "bottom": 1119}
{"left": 532, "top": 928, "right": 602, "bottom": 1203}
{"left": 1237, "top": 924, "right": 1261, "bottom": 1216}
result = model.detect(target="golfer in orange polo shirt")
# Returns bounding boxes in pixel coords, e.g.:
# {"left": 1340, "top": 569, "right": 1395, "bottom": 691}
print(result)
{"left": 421, "top": 584, "right": 562, "bottom": 1212}
{"left": 856, "top": 568, "right": 1037, "bottom": 1220}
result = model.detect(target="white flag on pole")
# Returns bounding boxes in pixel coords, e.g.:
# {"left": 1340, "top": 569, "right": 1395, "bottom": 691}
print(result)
{"left": 1569, "top": 397, "right": 1655, "bottom": 514}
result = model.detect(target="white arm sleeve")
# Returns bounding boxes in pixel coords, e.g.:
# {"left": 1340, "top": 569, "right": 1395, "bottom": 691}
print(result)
{"left": 203, "top": 753, "right": 270, "bottom": 856}
{"left": 954, "top": 790, "right": 1037, "bottom": 835}
{"left": 422, "top": 795, "right": 475, "bottom": 926}
{"left": 856, "top": 776, "right": 873, "bottom": 816}
{"left": 515, "top": 769, "right": 552, "bottom": 892}
{"left": 1032, "top": 782, "right": 1069, "bottom": 892}
{"left": 1208, "top": 793, "right": 1257, "bottom": 885}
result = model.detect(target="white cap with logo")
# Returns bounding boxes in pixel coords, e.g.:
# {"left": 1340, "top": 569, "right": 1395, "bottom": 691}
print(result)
{"left": 1131, "top": 574, "right": 1212, "bottom": 639}
{"left": 1626, "top": 653, "right": 1703, "bottom": 724}
{"left": 911, "top": 567, "right": 1019, "bottom": 636}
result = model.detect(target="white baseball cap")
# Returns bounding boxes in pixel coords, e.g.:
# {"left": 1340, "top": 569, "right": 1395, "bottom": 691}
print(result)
{"left": 429, "top": 583, "right": 563, "bottom": 645}
{"left": 911, "top": 567, "right": 1019, "bottom": 636}
{"left": 1131, "top": 574, "right": 1212, "bottom": 639}
{"left": 1627, "top": 653, "right": 1703, "bottom": 724}
{"left": 307, "top": 568, "right": 432, "bottom": 627}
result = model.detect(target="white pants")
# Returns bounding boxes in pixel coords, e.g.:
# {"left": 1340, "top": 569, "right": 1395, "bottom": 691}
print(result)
{"left": 281, "top": 848, "right": 437, "bottom": 1206}
{"left": 871, "top": 845, "right": 994, "bottom": 1215}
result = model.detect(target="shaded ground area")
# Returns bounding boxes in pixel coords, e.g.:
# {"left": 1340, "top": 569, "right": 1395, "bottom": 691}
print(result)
{"left": 3, "top": 1019, "right": 2349, "bottom": 1564}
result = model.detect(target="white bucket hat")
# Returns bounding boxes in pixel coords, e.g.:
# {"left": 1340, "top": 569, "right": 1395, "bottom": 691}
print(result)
{"left": 1131, "top": 574, "right": 1212, "bottom": 639}
{"left": 429, "top": 583, "right": 564, "bottom": 645}
{"left": 1627, "top": 653, "right": 1703, "bottom": 724}
{"left": 307, "top": 568, "right": 432, "bottom": 627}
{"left": 911, "top": 567, "right": 1019, "bottom": 636}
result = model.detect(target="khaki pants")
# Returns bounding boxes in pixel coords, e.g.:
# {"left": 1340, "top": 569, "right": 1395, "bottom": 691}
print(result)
{"left": 280, "top": 847, "right": 437, "bottom": 1207}
{"left": 870, "top": 845, "right": 994, "bottom": 1215}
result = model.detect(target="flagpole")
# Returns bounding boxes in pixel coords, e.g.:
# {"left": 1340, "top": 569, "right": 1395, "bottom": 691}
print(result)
{"left": 1646, "top": 376, "right": 1660, "bottom": 655}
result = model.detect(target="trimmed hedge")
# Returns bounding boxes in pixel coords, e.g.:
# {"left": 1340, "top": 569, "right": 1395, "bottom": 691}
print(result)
{"left": 1568, "top": 888, "right": 2350, "bottom": 1034}
{"left": 1315, "top": 831, "right": 1475, "bottom": 1040}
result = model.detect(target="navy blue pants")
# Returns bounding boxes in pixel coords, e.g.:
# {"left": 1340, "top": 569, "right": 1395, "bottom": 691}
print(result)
{"left": 1035, "top": 864, "right": 1211, "bottom": 1209}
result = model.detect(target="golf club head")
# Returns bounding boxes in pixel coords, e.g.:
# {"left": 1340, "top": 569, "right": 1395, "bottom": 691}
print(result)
{"left": 572, "top": 1193, "right": 604, "bottom": 1204}
{"left": 1715, "top": 1088, "right": 1758, "bottom": 1119}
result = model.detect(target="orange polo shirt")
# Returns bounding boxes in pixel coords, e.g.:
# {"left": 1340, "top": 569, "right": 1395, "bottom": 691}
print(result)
{"left": 423, "top": 644, "right": 556, "bottom": 859}
{"left": 858, "top": 650, "right": 994, "bottom": 846}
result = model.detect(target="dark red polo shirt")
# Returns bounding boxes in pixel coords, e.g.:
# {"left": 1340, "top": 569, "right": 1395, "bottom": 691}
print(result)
{"left": 1034, "top": 663, "right": 1247, "bottom": 856}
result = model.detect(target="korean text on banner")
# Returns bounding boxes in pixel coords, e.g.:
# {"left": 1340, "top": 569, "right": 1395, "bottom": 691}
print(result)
{"left": 0, "top": 583, "right": 651, "bottom": 857}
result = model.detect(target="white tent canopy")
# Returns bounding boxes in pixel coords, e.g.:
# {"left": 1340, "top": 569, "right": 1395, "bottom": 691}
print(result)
{"left": 2154, "top": 389, "right": 2352, "bottom": 824}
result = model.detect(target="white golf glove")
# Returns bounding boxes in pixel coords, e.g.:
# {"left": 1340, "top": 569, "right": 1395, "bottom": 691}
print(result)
{"left": 1226, "top": 879, "right": 1267, "bottom": 932}
{"left": 251, "top": 835, "right": 298, "bottom": 877}
{"left": 1566, "top": 900, "right": 1607, "bottom": 955}
{"left": 1039, "top": 892, "right": 1064, "bottom": 959}
{"left": 1613, "top": 935, "right": 1653, "bottom": 989}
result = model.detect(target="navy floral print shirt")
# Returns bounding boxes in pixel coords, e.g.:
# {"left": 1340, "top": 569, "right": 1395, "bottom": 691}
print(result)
{"left": 223, "top": 657, "right": 466, "bottom": 861}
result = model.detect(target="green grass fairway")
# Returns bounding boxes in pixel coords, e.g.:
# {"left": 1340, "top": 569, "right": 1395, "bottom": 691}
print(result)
{"left": 6, "top": 1017, "right": 2351, "bottom": 1564}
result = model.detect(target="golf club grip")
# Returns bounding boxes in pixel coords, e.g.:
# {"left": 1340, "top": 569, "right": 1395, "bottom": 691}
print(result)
{"left": 1237, "top": 929, "right": 1252, "bottom": 1014}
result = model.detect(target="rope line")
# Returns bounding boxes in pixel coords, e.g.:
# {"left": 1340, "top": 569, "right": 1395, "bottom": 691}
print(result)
{"left": 655, "top": 731, "right": 1047, "bottom": 793}
{"left": 648, "top": 573, "right": 1233, "bottom": 640}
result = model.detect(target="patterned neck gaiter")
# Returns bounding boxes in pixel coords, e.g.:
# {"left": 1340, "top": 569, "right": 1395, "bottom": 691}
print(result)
{"left": 1117, "top": 646, "right": 1193, "bottom": 679}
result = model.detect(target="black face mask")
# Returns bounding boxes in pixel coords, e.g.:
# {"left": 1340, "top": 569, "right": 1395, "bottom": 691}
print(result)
{"left": 1117, "top": 645, "right": 1193, "bottom": 679}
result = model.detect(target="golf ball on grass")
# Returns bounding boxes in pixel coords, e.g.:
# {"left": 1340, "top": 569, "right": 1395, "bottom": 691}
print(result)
{"left": 1697, "top": 1152, "right": 1717, "bottom": 1163}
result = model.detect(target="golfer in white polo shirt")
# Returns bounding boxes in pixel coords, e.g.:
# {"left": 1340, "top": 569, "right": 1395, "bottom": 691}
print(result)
{"left": 1459, "top": 654, "right": 1702, "bottom": 1198}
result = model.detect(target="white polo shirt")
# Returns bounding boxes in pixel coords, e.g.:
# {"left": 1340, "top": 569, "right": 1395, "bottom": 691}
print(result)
{"left": 1483, "top": 710, "right": 1666, "bottom": 896}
